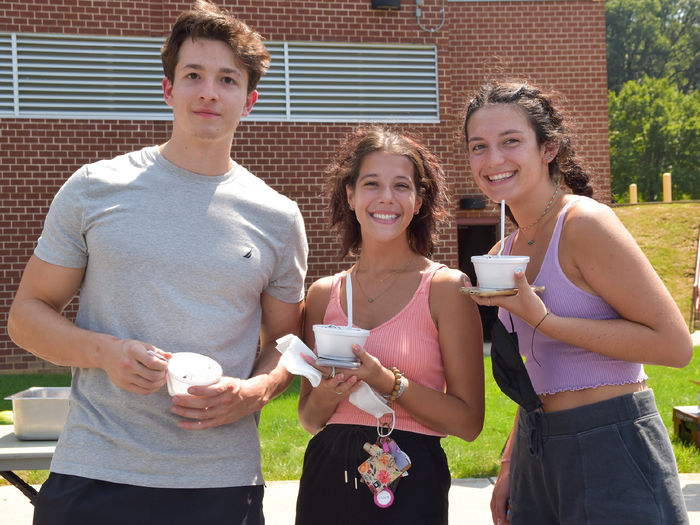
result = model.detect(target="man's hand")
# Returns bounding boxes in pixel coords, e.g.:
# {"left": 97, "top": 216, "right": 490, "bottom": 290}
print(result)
{"left": 170, "top": 375, "right": 267, "bottom": 430}
{"left": 171, "top": 291, "right": 303, "bottom": 430}
{"left": 99, "top": 340, "right": 170, "bottom": 395}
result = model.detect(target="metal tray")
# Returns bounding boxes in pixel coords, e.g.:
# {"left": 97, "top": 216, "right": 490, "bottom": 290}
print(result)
{"left": 5, "top": 387, "right": 70, "bottom": 441}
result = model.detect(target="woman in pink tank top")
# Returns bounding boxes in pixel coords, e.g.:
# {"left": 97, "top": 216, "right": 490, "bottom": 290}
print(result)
{"left": 295, "top": 127, "right": 485, "bottom": 524}
{"left": 464, "top": 83, "right": 692, "bottom": 525}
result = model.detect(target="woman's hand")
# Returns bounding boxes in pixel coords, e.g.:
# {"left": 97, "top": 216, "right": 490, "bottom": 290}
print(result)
{"left": 490, "top": 463, "right": 511, "bottom": 525}
{"left": 301, "top": 354, "right": 361, "bottom": 399}
{"left": 468, "top": 269, "right": 548, "bottom": 328}
{"left": 329, "top": 344, "right": 396, "bottom": 396}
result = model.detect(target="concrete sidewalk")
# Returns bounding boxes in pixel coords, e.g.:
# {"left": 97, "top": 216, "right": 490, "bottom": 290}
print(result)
{"left": 3, "top": 474, "right": 700, "bottom": 524}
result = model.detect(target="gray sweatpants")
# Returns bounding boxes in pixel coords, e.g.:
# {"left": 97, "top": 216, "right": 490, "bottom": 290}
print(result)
{"left": 509, "top": 389, "right": 688, "bottom": 524}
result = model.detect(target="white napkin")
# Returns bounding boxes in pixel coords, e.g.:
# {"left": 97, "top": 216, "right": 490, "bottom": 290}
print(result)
{"left": 275, "top": 334, "right": 394, "bottom": 422}
{"left": 275, "top": 334, "right": 323, "bottom": 387}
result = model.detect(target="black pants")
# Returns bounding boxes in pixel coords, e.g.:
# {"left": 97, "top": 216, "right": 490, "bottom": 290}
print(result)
{"left": 33, "top": 473, "right": 265, "bottom": 525}
{"left": 295, "top": 424, "right": 450, "bottom": 525}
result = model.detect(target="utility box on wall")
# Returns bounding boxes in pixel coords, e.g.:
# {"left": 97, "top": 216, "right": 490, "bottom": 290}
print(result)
{"left": 371, "top": 0, "right": 400, "bottom": 10}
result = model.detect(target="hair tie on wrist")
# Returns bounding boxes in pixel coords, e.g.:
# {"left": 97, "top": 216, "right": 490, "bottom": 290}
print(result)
{"left": 530, "top": 309, "right": 550, "bottom": 367}
{"left": 534, "top": 309, "right": 550, "bottom": 331}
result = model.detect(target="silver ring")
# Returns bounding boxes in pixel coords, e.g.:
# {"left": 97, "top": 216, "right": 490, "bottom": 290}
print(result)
{"left": 328, "top": 366, "right": 336, "bottom": 379}
{"left": 334, "top": 389, "right": 343, "bottom": 395}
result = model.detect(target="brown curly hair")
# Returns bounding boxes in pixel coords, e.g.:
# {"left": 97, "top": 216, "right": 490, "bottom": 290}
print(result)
{"left": 325, "top": 126, "right": 449, "bottom": 258}
{"left": 161, "top": 0, "right": 270, "bottom": 93}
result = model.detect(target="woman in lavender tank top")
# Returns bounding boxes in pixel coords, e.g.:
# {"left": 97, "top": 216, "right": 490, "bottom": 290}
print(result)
{"left": 463, "top": 83, "right": 692, "bottom": 525}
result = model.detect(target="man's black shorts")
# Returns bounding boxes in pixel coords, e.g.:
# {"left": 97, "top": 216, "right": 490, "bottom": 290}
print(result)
{"left": 33, "top": 473, "right": 265, "bottom": 525}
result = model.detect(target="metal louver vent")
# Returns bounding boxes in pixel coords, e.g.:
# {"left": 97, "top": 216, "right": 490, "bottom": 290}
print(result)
{"left": 0, "top": 34, "right": 14, "bottom": 114}
{"left": 15, "top": 34, "right": 167, "bottom": 118}
{"left": 0, "top": 33, "right": 439, "bottom": 123}
{"left": 284, "top": 43, "right": 439, "bottom": 122}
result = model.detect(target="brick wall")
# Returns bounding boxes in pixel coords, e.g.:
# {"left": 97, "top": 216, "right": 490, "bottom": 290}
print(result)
{"left": 0, "top": 0, "right": 609, "bottom": 373}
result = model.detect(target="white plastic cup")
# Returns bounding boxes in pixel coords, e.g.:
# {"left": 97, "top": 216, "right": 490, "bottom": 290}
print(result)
{"left": 471, "top": 255, "right": 530, "bottom": 289}
{"left": 166, "top": 352, "right": 223, "bottom": 396}
{"left": 312, "top": 324, "right": 370, "bottom": 361}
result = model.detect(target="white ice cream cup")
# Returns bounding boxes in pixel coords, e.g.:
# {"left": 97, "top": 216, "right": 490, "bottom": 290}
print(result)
{"left": 313, "top": 324, "right": 370, "bottom": 361}
{"left": 471, "top": 255, "right": 530, "bottom": 289}
{"left": 166, "top": 352, "right": 223, "bottom": 396}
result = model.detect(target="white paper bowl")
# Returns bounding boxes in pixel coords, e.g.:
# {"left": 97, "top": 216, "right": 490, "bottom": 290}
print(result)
{"left": 471, "top": 255, "right": 530, "bottom": 289}
{"left": 313, "top": 324, "right": 370, "bottom": 361}
{"left": 166, "top": 352, "right": 222, "bottom": 396}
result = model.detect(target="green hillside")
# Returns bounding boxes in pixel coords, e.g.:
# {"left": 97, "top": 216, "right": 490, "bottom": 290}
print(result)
{"left": 614, "top": 202, "right": 700, "bottom": 327}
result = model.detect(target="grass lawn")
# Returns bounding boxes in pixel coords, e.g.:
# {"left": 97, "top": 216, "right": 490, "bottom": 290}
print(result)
{"left": 2, "top": 202, "right": 700, "bottom": 485}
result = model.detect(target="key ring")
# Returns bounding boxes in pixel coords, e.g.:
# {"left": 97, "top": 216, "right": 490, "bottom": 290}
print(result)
{"left": 376, "top": 414, "right": 395, "bottom": 438}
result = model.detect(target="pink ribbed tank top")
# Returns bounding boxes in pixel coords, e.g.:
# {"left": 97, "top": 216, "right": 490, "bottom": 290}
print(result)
{"left": 498, "top": 197, "right": 647, "bottom": 395}
{"left": 325, "top": 261, "right": 446, "bottom": 436}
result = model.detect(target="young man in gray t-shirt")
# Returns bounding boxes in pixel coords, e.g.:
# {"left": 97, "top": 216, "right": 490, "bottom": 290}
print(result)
{"left": 7, "top": 2, "right": 307, "bottom": 523}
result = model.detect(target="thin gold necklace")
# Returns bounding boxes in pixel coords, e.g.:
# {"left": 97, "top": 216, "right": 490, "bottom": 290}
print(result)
{"left": 519, "top": 186, "right": 559, "bottom": 246}
{"left": 354, "top": 259, "right": 413, "bottom": 303}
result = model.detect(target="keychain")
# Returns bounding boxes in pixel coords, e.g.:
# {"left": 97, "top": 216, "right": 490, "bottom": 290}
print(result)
{"left": 357, "top": 421, "right": 412, "bottom": 508}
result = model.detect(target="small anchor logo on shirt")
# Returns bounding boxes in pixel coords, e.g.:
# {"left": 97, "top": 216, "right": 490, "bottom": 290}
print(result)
{"left": 243, "top": 248, "right": 253, "bottom": 259}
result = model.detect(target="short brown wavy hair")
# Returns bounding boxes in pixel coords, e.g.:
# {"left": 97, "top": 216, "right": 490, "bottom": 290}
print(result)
{"left": 161, "top": 0, "right": 270, "bottom": 93}
{"left": 325, "top": 126, "right": 449, "bottom": 258}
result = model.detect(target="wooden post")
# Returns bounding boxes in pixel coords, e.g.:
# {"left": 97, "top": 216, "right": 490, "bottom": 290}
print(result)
{"left": 663, "top": 172, "right": 672, "bottom": 202}
{"left": 629, "top": 183, "right": 638, "bottom": 204}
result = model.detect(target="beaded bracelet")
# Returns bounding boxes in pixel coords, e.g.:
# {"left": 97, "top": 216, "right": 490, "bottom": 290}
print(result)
{"left": 385, "top": 367, "right": 404, "bottom": 407}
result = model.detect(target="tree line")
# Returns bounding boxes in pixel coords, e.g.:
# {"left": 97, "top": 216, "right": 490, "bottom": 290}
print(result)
{"left": 606, "top": 0, "right": 699, "bottom": 202}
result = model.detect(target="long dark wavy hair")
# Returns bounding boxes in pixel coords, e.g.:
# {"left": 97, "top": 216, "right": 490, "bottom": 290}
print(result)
{"left": 325, "top": 126, "right": 449, "bottom": 258}
{"left": 463, "top": 83, "right": 594, "bottom": 212}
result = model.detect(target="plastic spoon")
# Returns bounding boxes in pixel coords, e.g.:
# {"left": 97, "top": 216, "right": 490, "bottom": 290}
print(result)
{"left": 148, "top": 349, "right": 168, "bottom": 362}
{"left": 346, "top": 271, "right": 353, "bottom": 327}
{"left": 496, "top": 199, "right": 505, "bottom": 256}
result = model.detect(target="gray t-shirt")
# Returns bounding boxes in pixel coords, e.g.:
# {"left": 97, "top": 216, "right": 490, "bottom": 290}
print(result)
{"left": 35, "top": 146, "right": 308, "bottom": 488}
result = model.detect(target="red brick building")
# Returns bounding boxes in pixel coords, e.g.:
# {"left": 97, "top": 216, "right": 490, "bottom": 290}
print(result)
{"left": 0, "top": 0, "right": 610, "bottom": 373}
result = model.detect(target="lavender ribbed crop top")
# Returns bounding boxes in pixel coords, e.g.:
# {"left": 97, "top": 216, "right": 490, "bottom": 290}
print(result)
{"left": 325, "top": 262, "right": 447, "bottom": 436}
{"left": 498, "top": 197, "right": 647, "bottom": 395}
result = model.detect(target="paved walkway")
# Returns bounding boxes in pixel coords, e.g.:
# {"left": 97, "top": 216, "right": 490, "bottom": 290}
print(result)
{"left": 3, "top": 474, "right": 700, "bottom": 524}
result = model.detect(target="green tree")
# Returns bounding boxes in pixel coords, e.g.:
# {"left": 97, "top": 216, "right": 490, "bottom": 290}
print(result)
{"left": 606, "top": 0, "right": 698, "bottom": 93}
{"left": 609, "top": 77, "right": 700, "bottom": 202}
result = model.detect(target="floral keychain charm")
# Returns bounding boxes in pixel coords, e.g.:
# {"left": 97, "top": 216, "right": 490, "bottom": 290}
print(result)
{"left": 357, "top": 421, "right": 412, "bottom": 508}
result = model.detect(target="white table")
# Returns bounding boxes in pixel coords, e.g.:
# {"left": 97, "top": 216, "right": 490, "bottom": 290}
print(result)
{"left": 0, "top": 425, "right": 56, "bottom": 503}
